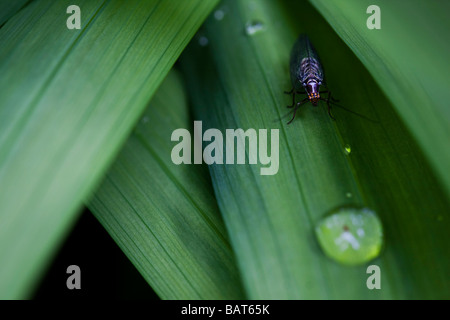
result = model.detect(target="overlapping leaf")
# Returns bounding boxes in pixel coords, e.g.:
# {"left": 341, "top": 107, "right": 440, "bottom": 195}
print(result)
{"left": 310, "top": 0, "right": 450, "bottom": 195}
{"left": 0, "top": 0, "right": 218, "bottom": 298}
{"left": 89, "top": 70, "right": 245, "bottom": 299}
{"left": 180, "top": 0, "right": 449, "bottom": 299}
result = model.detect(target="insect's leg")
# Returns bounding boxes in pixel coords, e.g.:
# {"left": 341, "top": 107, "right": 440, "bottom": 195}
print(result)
{"left": 287, "top": 91, "right": 296, "bottom": 108}
{"left": 287, "top": 98, "right": 308, "bottom": 124}
{"left": 284, "top": 88, "right": 298, "bottom": 108}
{"left": 320, "top": 89, "right": 339, "bottom": 102}
{"left": 327, "top": 104, "right": 336, "bottom": 120}
{"left": 287, "top": 106, "right": 298, "bottom": 124}
{"left": 328, "top": 91, "right": 339, "bottom": 103}
{"left": 322, "top": 94, "right": 336, "bottom": 120}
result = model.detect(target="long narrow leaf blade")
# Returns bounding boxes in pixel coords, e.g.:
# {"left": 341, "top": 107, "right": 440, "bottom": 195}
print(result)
{"left": 180, "top": 0, "right": 449, "bottom": 299}
{"left": 310, "top": 0, "right": 450, "bottom": 195}
{"left": 0, "top": 0, "right": 218, "bottom": 299}
{"left": 89, "top": 70, "right": 245, "bottom": 300}
{"left": 0, "top": 0, "right": 29, "bottom": 26}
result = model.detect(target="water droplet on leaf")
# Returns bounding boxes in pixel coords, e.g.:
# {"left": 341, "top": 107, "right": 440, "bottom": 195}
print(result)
{"left": 198, "top": 36, "right": 209, "bottom": 47}
{"left": 344, "top": 144, "right": 351, "bottom": 155}
{"left": 315, "top": 206, "right": 383, "bottom": 266}
{"left": 245, "top": 21, "right": 265, "bottom": 35}
{"left": 214, "top": 9, "right": 225, "bottom": 21}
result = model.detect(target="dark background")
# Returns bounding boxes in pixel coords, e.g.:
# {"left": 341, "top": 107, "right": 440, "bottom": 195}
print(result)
{"left": 33, "top": 208, "right": 159, "bottom": 300}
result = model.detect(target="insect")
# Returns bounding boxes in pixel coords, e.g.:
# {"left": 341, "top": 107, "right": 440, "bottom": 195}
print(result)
{"left": 285, "top": 34, "right": 337, "bottom": 124}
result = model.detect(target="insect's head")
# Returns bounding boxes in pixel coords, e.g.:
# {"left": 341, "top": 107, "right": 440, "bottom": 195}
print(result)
{"left": 305, "top": 81, "right": 320, "bottom": 106}
{"left": 308, "top": 92, "right": 320, "bottom": 106}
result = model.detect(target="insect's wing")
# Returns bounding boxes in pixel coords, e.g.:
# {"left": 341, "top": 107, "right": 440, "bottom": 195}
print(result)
{"left": 289, "top": 35, "right": 307, "bottom": 90}
{"left": 290, "top": 34, "right": 324, "bottom": 88}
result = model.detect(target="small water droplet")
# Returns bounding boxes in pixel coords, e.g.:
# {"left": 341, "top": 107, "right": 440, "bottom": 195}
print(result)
{"left": 344, "top": 144, "right": 351, "bottom": 155}
{"left": 214, "top": 9, "right": 225, "bottom": 21}
{"left": 141, "top": 116, "right": 149, "bottom": 123}
{"left": 346, "top": 192, "right": 352, "bottom": 198}
{"left": 315, "top": 206, "right": 383, "bottom": 266}
{"left": 198, "top": 36, "right": 209, "bottom": 47}
{"left": 245, "top": 20, "right": 265, "bottom": 36}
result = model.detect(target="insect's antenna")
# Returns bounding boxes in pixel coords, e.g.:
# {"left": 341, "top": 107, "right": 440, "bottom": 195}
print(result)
{"left": 324, "top": 99, "right": 379, "bottom": 123}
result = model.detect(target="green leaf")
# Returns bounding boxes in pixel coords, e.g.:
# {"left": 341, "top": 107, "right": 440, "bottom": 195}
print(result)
{"left": 0, "top": 0, "right": 218, "bottom": 299}
{"left": 0, "top": 0, "right": 29, "bottom": 26}
{"left": 310, "top": 0, "right": 450, "bottom": 195}
{"left": 180, "top": 0, "right": 449, "bottom": 299}
{"left": 88, "top": 70, "right": 245, "bottom": 300}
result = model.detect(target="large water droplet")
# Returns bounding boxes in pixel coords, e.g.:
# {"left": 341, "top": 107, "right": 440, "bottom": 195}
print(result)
{"left": 344, "top": 144, "right": 351, "bottom": 155}
{"left": 245, "top": 21, "right": 265, "bottom": 36}
{"left": 315, "top": 206, "right": 383, "bottom": 266}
